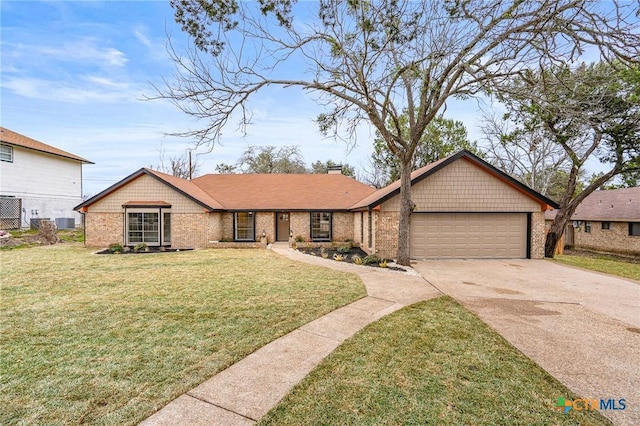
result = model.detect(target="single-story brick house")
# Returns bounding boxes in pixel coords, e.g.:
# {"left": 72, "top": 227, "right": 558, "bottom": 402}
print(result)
{"left": 545, "top": 187, "right": 640, "bottom": 256}
{"left": 75, "top": 150, "right": 558, "bottom": 259}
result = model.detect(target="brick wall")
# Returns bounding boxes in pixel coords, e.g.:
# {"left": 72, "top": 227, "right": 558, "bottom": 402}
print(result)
{"left": 353, "top": 211, "right": 364, "bottom": 246}
{"left": 530, "top": 212, "right": 545, "bottom": 259}
{"left": 255, "top": 212, "right": 275, "bottom": 243}
{"left": 171, "top": 213, "right": 208, "bottom": 249}
{"left": 375, "top": 211, "right": 399, "bottom": 259}
{"left": 332, "top": 212, "right": 354, "bottom": 241}
{"left": 574, "top": 221, "right": 640, "bottom": 255}
{"left": 289, "top": 212, "right": 310, "bottom": 241}
{"left": 85, "top": 213, "right": 122, "bottom": 247}
{"left": 221, "top": 213, "right": 234, "bottom": 241}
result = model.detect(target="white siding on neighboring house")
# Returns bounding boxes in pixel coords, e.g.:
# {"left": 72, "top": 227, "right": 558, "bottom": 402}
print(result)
{"left": 0, "top": 145, "right": 83, "bottom": 227}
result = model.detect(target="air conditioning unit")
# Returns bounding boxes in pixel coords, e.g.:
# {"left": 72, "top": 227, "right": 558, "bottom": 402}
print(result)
{"left": 30, "top": 218, "right": 51, "bottom": 230}
{"left": 55, "top": 218, "right": 76, "bottom": 230}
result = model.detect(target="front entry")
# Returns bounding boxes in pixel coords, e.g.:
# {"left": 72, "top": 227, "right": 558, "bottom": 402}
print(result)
{"left": 276, "top": 212, "right": 290, "bottom": 242}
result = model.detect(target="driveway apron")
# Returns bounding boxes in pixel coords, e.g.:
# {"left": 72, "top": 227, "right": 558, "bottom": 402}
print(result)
{"left": 413, "top": 259, "right": 640, "bottom": 426}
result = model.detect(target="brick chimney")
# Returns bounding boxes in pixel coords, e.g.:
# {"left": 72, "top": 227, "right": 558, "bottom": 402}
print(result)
{"left": 327, "top": 165, "right": 343, "bottom": 175}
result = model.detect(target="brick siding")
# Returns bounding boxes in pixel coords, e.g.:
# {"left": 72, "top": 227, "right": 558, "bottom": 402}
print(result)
{"left": 573, "top": 221, "right": 640, "bottom": 255}
{"left": 530, "top": 212, "right": 545, "bottom": 259}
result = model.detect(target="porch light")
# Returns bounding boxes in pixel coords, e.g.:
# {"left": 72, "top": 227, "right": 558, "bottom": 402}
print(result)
{"left": 262, "top": 229, "right": 266, "bottom": 237}
{"left": 289, "top": 229, "right": 293, "bottom": 237}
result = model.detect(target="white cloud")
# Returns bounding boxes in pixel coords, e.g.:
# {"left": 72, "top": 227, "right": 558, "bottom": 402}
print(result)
{"left": 1, "top": 76, "right": 141, "bottom": 104}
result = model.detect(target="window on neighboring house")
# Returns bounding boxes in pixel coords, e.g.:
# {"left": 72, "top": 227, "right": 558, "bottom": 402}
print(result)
{"left": 584, "top": 221, "right": 592, "bottom": 233}
{"left": 630, "top": 223, "right": 640, "bottom": 237}
{"left": 310, "top": 212, "right": 332, "bottom": 241}
{"left": 235, "top": 212, "right": 255, "bottom": 241}
{"left": 601, "top": 222, "right": 612, "bottom": 230}
{"left": 0, "top": 144, "right": 13, "bottom": 162}
{"left": 125, "top": 208, "right": 171, "bottom": 246}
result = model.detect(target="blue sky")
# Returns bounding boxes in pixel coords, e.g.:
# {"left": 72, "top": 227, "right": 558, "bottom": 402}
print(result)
{"left": 1, "top": 1, "right": 529, "bottom": 196}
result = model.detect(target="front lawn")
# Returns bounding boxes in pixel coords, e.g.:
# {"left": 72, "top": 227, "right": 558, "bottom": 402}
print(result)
{"left": 260, "top": 297, "right": 611, "bottom": 426}
{"left": 0, "top": 245, "right": 365, "bottom": 425}
{"left": 553, "top": 251, "right": 640, "bottom": 281}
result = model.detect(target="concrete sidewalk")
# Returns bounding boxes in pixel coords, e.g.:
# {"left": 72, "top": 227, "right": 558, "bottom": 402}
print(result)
{"left": 140, "top": 247, "right": 439, "bottom": 425}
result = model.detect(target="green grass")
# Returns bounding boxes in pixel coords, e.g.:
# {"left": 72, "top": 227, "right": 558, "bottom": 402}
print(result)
{"left": 260, "top": 297, "right": 611, "bottom": 426}
{"left": 553, "top": 253, "right": 640, "bottom": 281}
{"left": 0, "top": 245, "right": 366, "bottom": 425}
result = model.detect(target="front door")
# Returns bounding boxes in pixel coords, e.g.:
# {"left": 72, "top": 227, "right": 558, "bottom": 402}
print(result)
{"left": 276, "top": 212, "right": 290, "bottom": 241}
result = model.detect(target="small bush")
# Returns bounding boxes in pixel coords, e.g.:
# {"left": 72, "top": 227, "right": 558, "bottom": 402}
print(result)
{"left": 336, "top": 245, "right": 351, "bottom": 254}
{"left": 134, "top": 243, "right": 147, "bottom": 253}
{"left": 333, "top": 254, "right": 344, "bottom": 262}
{"left": 108, "top": 243, "right": 124, "bottom": 253}
{"left": 378, "top": 260, "right": 388, "bottom": 268}
{"left": 352, "top": 255, "right": 363, "bottom": 265}
{"left": 362, "top": 254, "right": 381, "bottom": 265}
{"left": 320, "top": 248, "right": 329, "bottom": 258}
{"left": 295, "top": 235, "right": 305, "bottom": 243}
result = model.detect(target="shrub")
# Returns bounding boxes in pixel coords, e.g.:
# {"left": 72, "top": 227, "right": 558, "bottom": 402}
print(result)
{"left": 333, "top": 254, "right": 344, "bottom": 262}
{"left": 295, "top": 235, "right": 305, "bottom": 243}
{"left": 336, "top": 245, "right": 350, "bottom": 254}
{"left": 362, "top": 254, "right": 381, "bottom": 265}
{"left": 378, "top": 260, "right": 388, "bottom": 268}
{"left": 134, "top": 243, "right": 147, "bottom": 253}
{"left": 352, "top": 255, "right": 363, "bottom": 265}
{"left": 108, "top": 243, "right": 124, "bottom": 253}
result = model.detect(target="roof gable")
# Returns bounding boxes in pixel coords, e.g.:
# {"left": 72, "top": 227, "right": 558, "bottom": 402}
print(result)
{"left": 74, "top": 168, "right": 224, "bottom": 211}
{"left": 0, "top": 127, "right": 93, "bottom": 164}
{"left": 351, "top": 150, "right": 559, "bottom": 210}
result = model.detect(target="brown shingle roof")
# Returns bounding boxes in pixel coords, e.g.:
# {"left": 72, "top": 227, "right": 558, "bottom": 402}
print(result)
{"left": 191, "top": 173, "right": 376, "bottom": 210}
{"left": 0, "top": 127, "right": 93, "bottom": 163}
{"left": 570, "top": 187, "right": 639, "bottom": 221}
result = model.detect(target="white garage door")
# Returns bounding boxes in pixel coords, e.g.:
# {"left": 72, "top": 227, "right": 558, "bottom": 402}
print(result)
{"left": 410, "top": 213, "right": 527, "bottom": 259}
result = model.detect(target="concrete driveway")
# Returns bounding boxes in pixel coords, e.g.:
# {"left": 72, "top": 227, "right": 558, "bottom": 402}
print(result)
{"left": 413, "top": 259, "right": 640, "bottom": 426}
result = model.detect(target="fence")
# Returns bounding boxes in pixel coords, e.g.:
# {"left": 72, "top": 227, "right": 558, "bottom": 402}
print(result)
{"left": 0, "top": 197, "right": 22, "bottom": 229}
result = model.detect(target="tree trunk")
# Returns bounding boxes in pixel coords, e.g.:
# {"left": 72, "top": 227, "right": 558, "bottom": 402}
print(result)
{"left": 396, "top": 159, "right": 413, "bottom": 266}
{"left": 544, "top": 209, "right": 570, "bottom": 258}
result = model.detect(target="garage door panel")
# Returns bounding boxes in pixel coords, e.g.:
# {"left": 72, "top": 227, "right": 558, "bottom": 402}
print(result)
{"left": 410, "top": 213, "right": 527, "bottom": 259}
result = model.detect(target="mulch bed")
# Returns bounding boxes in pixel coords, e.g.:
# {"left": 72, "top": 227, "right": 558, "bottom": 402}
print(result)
{"left": 296, "top": 246, "right": 407, "bottom": 272}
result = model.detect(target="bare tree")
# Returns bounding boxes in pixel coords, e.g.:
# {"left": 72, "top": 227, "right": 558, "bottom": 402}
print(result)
{"left": 491, "top": 62, "right": 640, "bottom": 257}
{"left": 153, "top": 146, "right": 200, "bottom": 179}
{"left": 154, "top": 0, "right": 640, "bottom": 265}
{"left": 482, "top": 111, "right": 571, "bottom": 197}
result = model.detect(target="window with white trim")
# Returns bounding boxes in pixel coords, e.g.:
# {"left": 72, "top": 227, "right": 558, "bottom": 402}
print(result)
{"left": 310, "top": 212, "right": 332, "bottom": 241}
{"left": 125, "top": 208, "right": 171, "bottom": 246}
{"left": 1, "top": 144, "right": 13, "bottom": 162}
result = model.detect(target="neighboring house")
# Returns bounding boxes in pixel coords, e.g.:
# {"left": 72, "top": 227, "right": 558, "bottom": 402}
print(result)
{"left": 75, "top": 150, "right": 557, "bottom": 259}
{"left": 0, "top": 127, "right": 93, "bottom": 229}
{"left": 546, "top": 187, "right": 639, "bottom": 255}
